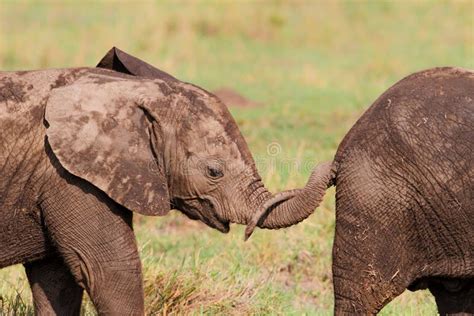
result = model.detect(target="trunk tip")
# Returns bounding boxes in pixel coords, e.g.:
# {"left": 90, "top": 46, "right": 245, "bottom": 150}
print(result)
{"left": 244, "top": 224, "right": 257, "bottom": 241}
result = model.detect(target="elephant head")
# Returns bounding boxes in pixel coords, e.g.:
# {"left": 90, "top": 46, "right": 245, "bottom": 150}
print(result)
{"left": 92, "top": 47, "right": 336, "bottom": 236}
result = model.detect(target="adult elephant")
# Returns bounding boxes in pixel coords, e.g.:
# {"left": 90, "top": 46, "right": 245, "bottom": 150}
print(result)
{"left": 0, "top": 48, "right": 280, "bottom": 315}
{"left": 247, "top": 67, "right": 474, "bottom": 314}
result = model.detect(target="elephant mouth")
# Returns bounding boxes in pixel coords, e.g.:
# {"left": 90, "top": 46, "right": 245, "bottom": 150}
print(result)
{"left": 172, "top": 198, "right": 230, "bottom": 233}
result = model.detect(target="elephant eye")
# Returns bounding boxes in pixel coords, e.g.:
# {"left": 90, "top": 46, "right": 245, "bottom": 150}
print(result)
{"left": 206, "top": 166, "right": 224, "bottom": 179}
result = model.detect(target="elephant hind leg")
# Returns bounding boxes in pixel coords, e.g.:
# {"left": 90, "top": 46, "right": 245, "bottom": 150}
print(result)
{"left": 332, "top": 231, "right": 410, "bottom": 314}
{"left": 24, "top": 257, "right": 83, "bottom": 315}
{"left": 428, "top": 278, "right": 474, "bottom": 315}
{"left": 332, "top": 202, "right": 412, "bottom": 314}
{"left": 333, "top": 169, "right": 414, "bottom": 313}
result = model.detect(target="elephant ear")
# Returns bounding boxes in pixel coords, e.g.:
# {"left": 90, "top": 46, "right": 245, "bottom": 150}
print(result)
{"left": 96, "top": 47, "right": 178, "bottom": 82}
{"left": 45, "top": 77, "right": 170, "bottom": 216}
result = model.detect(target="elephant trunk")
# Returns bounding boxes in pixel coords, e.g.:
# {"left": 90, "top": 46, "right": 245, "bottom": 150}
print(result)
{"left": 241, "top": 180, "right": 273, "bottom": 225}
{"left": 244, "top": 161, "right": 335, "bottom": 240}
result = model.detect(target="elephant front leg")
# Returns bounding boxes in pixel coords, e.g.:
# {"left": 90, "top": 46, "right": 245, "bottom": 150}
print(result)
{"left": 24, "top": 257, "right": 83, "bottom": 316}
{"left": 40, "top": 179, "right": 144, "bottom": 315}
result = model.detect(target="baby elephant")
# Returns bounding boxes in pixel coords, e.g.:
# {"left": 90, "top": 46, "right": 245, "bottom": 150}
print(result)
{"left": 0, "top": 48, "right": 281, "bottom": 315}
{"left": 248, "top": 67, "right": 474, "bottom": 314}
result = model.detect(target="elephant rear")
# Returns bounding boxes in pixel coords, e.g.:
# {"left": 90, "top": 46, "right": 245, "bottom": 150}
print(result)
{"left": 332, "top": 67, "right": 474, "bottom": 313}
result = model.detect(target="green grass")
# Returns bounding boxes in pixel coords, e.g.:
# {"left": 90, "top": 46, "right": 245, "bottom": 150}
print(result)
{"left": 0, "top": 0, "right": 472, "bottom": 314}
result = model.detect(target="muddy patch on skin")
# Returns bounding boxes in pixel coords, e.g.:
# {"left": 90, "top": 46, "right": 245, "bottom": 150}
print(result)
{"left": 0, "top": 78, "right": 29, "bottom": 104}
{"left": 212, "top": 87, "right": 260, "bottom": 108}
{"left": 50, "top": 68, "right": 87, "bottom": 89}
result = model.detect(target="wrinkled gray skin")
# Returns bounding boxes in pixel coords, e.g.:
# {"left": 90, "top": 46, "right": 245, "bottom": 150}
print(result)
{"left": 0, "top": 48, "right": 294, "bottom": 315}
{"left": 248, "top": 67, "right": 474, "bottom": 315}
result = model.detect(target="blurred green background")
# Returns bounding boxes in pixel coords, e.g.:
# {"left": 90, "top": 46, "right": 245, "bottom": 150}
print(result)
{"left": 0, "top": 1, "right": 472, "bottom": 315}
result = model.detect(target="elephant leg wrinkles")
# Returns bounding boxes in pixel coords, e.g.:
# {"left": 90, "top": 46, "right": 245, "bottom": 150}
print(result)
{"left": 39, "top": 174, "right": 144, "bottom": 315}
{"left": 24, "top": 257, "right": 83, "bottom": 316}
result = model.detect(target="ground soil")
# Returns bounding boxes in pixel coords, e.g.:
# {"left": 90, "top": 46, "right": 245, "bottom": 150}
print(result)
{"left": 212, "top": 87, "right": 260, "bottom": 108}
